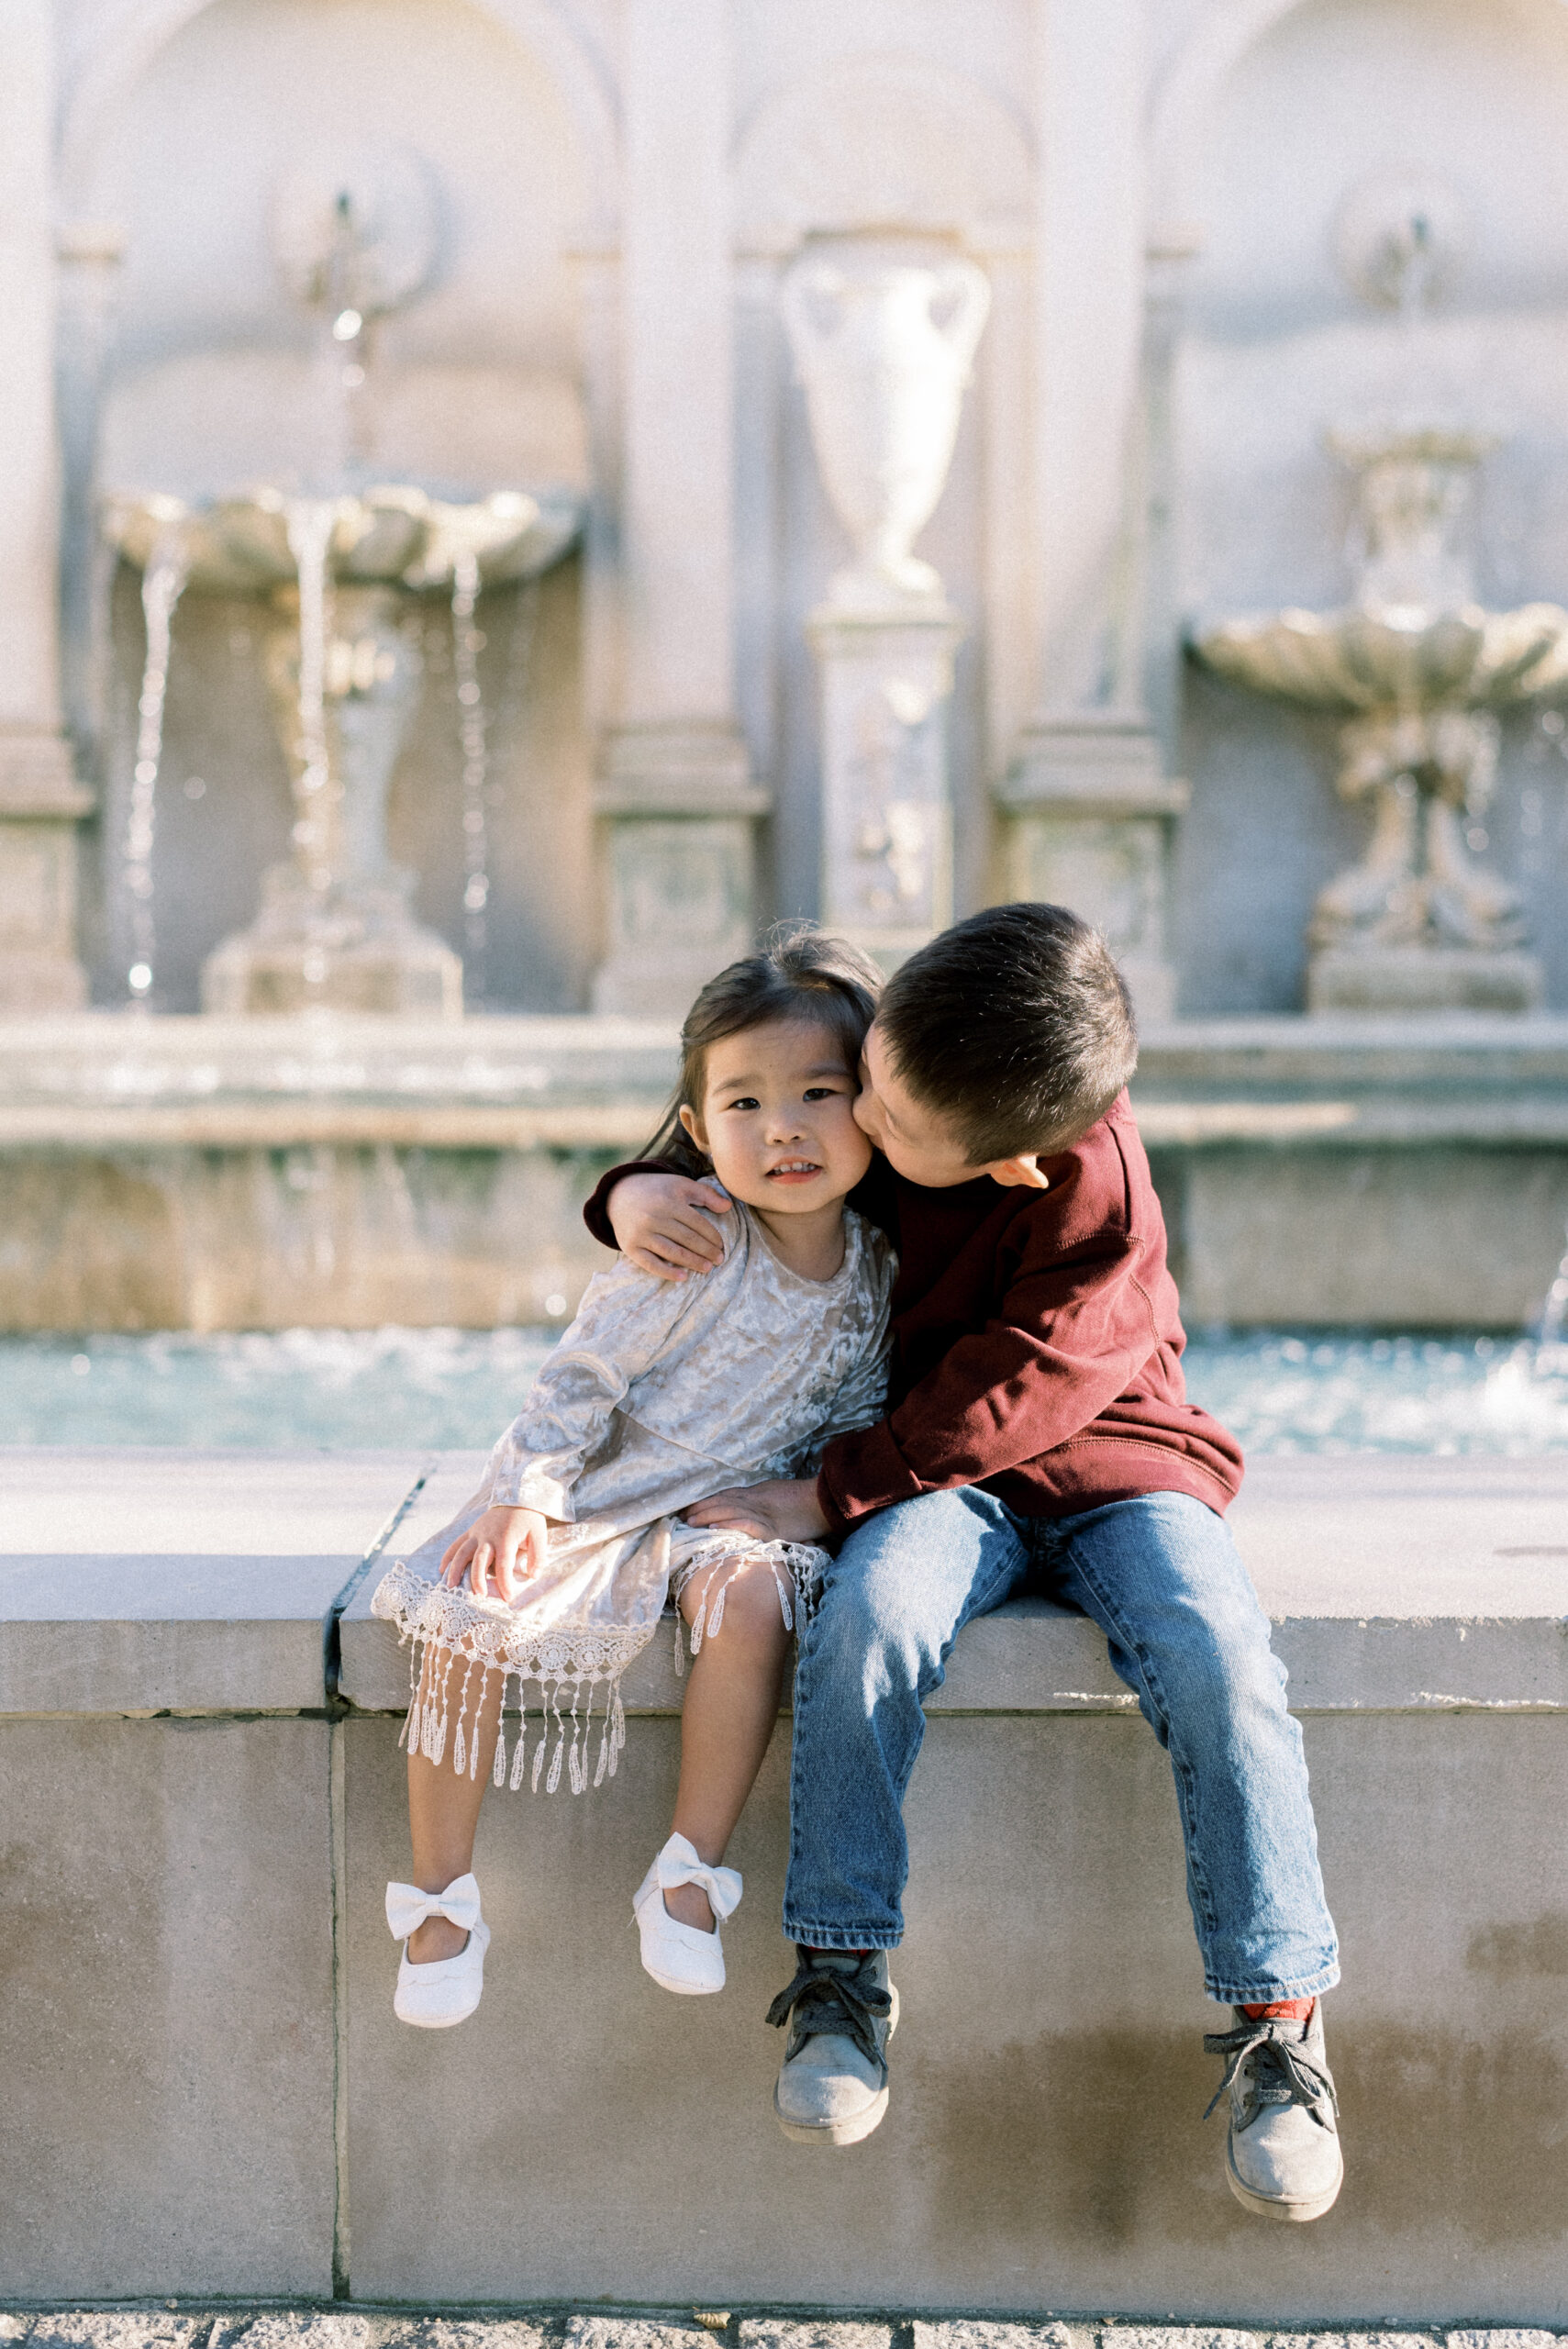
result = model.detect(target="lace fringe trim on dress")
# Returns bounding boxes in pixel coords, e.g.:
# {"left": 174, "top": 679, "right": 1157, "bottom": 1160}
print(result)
{"left": 369, "top": 1537, "right": 828, "bottom": 1794}
{"left": 666, "top": 1534, "right": 828, "bottom": 1678}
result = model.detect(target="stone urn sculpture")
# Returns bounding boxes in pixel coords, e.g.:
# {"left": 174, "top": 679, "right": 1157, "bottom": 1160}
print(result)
{"left": 782, "top": 239, "right": 990, "bottom": 614}
{"left": 781, "top": 238, "right": 989, "bottom": 967}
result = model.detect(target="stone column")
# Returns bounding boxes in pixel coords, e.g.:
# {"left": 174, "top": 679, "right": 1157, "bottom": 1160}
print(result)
{"left": 1001, "top": 0, "right": 1184, "bottom": 1020}
{"left": 0, "top": 1, "right": 93, "bottom": 1012}
{"left": 808, "top": 605, "right": 964, "bottom": 967}
{"left": 55, "top": 223, "right": 125, "bottom": 762}
{"left": 591, "top": 0, "right": 767, "bottom": 1017}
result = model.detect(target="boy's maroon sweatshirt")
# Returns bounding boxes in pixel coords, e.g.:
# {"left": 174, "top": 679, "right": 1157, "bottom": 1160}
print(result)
{"left": 582, "top": 1089, "right": 1244, "bottom": 1526}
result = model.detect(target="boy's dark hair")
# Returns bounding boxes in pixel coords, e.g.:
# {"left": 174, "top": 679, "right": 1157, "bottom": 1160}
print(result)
{"left": 643, "top": 924, "right": 883, "bottom": 1178}
{"left": 877, "top": 902, "right": 1137, "bottom": 1163}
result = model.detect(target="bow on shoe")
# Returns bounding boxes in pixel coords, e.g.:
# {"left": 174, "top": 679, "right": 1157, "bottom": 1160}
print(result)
{"left": 657, "top": 1834, "right": 742, "bottom": 1922}
{"left": 1202, "top": 2015, "right": 1340, "bottom": 2126}
{"left": 385, "top": 1873, "right": 483, "bottom": 1943}
{"left": 766, "top": 1951, "right": 892, "bottom": 2067}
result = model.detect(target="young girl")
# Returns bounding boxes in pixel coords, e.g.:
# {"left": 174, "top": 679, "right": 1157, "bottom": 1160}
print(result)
{"left": 372, "top": 929, "right": 895, "bottom": 2029}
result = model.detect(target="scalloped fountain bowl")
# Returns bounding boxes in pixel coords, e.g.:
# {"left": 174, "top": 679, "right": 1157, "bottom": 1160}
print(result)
{"left": 101, "top": 482, "right": 582, "bottom": 596}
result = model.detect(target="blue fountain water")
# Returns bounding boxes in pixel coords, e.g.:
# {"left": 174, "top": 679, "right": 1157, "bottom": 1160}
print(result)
{"left": 2, "top": 1324, "right": 1566, "bottom": 1454}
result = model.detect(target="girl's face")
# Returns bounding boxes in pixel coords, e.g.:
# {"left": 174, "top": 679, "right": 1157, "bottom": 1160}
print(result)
{"left": 679, "top": 1016, "right": 872, "bottom": 1216}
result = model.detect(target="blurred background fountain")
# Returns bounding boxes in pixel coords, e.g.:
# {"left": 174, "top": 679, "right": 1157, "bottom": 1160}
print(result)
{"left": 0, "top": 0, "right": 1566, "bottom": 1361}
{"left": 98, "top": 154, "right": 581, "bottom": 1014}
{"left": 1191, "top": 175, "right": 1568, "bottom": 1014}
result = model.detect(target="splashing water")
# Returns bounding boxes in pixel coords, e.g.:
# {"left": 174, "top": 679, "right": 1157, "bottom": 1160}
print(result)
{"left": 450, "top": 547, "right": 491, "bottom": 999}
{"left": 284, "top": 498, "right": 342, "bottom": 910}
{"left": 5, "top": 1326, "right": 1567, "bottom": 1454}
{"left": 1537, "top": 1221, "right": 1568, "bottom": 1356}
{"left": 122, "top": 534, "right": 190, "bottom": 1004}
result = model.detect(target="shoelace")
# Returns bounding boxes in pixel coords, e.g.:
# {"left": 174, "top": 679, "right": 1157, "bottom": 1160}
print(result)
{"left": 765, "top": 1952, "right": 892, "bottom": 2068}
{"left": 1202, "top": 2015, "right": 1340, "bottom": 2125}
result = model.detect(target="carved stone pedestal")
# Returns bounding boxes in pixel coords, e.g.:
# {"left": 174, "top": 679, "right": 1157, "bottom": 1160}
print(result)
{"left": 0, "top": 728, "right": 94, "bottom": 1011}
{"left": 997, "top": 714, "right": 1187, "bottom": 1020}
{"left": 1308, "top": 945, "right": 1544, "bottom": 1016}
{"left": 200, "top": 586, "right": 460, "bottom": 1018}
{"left": 590, "top": 722, "right": 770, "bottom": 1018}
{"left": 809, "top": 603, "right": 962, "bottom": 970}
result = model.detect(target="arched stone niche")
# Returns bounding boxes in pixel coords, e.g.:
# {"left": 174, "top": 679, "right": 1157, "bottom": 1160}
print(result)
{"left": 733, "top": 51, "right": 1030, "bottom": 253}
{"left": 729, "top": 53, "right": 1034, "bottom": 930}
{"left": 59, "top": 0, "right": 614, "bottom": 1013}
{"left": 1153, "top": 0, "right": 1568, "bottom": 1016}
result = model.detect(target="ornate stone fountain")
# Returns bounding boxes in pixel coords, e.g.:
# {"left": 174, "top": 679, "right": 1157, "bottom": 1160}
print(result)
{"left": 1191, "top": 184, "right": 1568, "bottom": 1013}
{"left": 782, "top": 234, "right": 989, "bottom": 967}
{"left": 99, "top": 155, "right": 583, "bottom": 1016}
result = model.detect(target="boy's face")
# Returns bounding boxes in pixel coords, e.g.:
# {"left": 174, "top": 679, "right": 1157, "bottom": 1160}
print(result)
{"left": 853, "top": 1024, "right": 1051, "bottom": 1193}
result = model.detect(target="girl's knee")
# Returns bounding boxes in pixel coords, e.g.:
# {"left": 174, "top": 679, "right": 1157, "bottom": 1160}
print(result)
{"left": 685, "top": 1556, "right": 792, "bottom": 1653}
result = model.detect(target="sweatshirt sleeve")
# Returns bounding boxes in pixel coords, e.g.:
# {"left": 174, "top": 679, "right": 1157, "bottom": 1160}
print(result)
{"left": 486, "top": 1254, "right": 705, "bottom": 1514}
{"left": 582, "top": 1156, "right": 900, "bottom": 1251}
{"left": 815, "top": 1234, "right": 1157, "bottom": 1531}
{"left": 581, "top": 1159, "right": 679, "bottom": 1250}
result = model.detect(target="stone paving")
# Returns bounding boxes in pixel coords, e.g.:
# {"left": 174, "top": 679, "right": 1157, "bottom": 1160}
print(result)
{"left": 0, "top": 2318, "right": 1562, "bottom": 2349}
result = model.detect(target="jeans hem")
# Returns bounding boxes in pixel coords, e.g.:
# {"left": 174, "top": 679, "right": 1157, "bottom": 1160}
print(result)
{"left": 781, "top": 1923, "right": 902, "bottom": 1952}
{"left": 1204, "top": 1959, "right": 1341, "bottom": 2004}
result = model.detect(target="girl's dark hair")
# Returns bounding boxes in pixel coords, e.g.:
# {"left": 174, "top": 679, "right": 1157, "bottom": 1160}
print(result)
{"left": 642, "top": 925, "right": 883, "bottom": 1175}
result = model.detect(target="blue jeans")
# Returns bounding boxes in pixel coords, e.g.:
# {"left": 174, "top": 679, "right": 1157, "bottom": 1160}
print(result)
{"left": 784, "top": 1486, "right": 1340, "bottom": 2004}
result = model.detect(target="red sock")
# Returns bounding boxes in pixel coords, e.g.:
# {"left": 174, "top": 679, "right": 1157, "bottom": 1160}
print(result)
{"left": 1242, "top": 1996, "right": 1317, "bottom": 2022}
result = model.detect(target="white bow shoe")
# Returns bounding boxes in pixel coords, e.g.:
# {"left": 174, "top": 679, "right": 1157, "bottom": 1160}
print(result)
{"left": 386, "top": 1873, "right": 490, "bottom": 2028}
{"left": 633, "top": 1832, "right": 742, "bottom": 1996}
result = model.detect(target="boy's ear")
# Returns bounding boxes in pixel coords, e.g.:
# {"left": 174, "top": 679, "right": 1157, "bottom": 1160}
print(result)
{"left": 984, "top": 1154, "right": 1051, "bottom": 1191}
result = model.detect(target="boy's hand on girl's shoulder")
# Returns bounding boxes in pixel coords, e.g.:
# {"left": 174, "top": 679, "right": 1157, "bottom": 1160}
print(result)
{"left": 439, "top": 1505, "right": 550, "bottom": 1604}
{"left": 607, "top": 1172, "right": 730, "bottom": 1280}
{"left": 684, "top": 1476, "right": 829, "bottom": 1544}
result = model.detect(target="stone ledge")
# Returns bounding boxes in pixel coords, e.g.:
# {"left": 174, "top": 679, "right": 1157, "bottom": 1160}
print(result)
{"left": 0, "top": 1450, "right": 430, "bottom": 1712}
{"left": 337, "top": 1452, "right": 1568, "bottom": 1717}
{"left": 5, "top": 1453, "right": 1564, "bottom": 1720}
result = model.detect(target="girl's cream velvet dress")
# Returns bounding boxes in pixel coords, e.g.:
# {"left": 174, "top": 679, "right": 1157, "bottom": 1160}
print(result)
{"left": 373, "top": 1198, "right": 894, "bottom": 1794}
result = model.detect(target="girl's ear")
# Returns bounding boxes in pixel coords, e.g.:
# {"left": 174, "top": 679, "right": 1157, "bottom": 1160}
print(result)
{"left": 678, "top": 1103, "right": 707, "bottom": 1152}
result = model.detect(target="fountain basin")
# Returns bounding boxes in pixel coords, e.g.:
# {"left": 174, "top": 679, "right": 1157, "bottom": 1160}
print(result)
{"left": 0, "top": 1011, "right": 1564, "bottom": 1331}
{"left": 1195, "top": 597, "right": 1568, "bottom": 714}
{"left": 101, "top": 482, "right": 583, "bottom": 595}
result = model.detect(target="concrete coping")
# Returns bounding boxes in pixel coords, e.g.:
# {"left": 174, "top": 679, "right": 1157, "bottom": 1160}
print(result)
{"left": 3, "top": 1452, "right": 1565, "bottom": 1720}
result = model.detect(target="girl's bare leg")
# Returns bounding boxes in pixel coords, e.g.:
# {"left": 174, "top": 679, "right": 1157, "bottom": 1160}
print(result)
{"left": 664, "top": 1558, "right": 792, "bottom": 1933}
{"left": 405, "top": 1656, "right": 505, "bottom": 1962}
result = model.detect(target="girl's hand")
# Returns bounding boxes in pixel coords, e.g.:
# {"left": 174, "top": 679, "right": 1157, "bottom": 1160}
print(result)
{"left": 439, "top": 1506, "right": 550, "bottom": 1603}
{"left": 684, "top": 1477, "right": 830, "bottom": 1544}
{"left": 607, "top": 1173, "right": 730, "bottom": 1281}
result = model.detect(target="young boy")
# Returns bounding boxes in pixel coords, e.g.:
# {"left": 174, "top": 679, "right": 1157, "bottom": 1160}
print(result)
{"left": 585, "top": 903, "right": 1342, "bottom": 2223}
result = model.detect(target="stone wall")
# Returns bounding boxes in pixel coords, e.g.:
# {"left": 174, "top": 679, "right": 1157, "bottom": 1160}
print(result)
{"left": 20, "top": 0, "right": 1568, "bottom": 1017}
{"left": 6, "top": 1449, "right": 1568, "bottom": 2314}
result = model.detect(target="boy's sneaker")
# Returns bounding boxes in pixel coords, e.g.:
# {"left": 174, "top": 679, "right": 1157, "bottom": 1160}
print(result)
{"left": 768, "top": 1945, "right": 899, "bottom": 2146}
{"left": 1204, "top": 2002, "right": 1343, "bottom": 2221}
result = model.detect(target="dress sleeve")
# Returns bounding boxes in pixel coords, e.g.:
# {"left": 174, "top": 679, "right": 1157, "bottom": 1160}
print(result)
{"left": 485, "top": 1254, "right": 706, "bottom": 1515}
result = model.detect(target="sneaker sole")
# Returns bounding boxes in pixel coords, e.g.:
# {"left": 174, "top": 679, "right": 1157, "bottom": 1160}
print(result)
{"left": 773, "top": 1983, "right": 900, "bottom": 2147}
{"left": 1225, "top": 2139, "right": 1344, "bottom": 2223}
{"left": 773, "top": 2083, "right": 889, "bottom": 2146}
